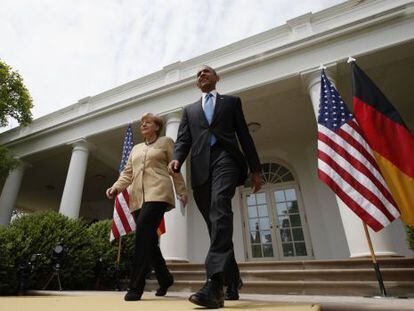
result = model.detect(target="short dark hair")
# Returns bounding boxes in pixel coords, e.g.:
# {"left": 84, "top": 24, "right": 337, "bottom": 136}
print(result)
{"left": 197, "top": 65, "right": 218, "bottom": 77}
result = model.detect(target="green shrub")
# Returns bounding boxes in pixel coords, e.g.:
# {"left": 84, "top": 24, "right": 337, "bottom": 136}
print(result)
{"left": 0, "top": 211, "right": 136, "bottom": 294}
{"left": 4, "top": 211, "right": 95, "bottom": 292}
{"left": 0, "top": 227, "right": 18, "bottom": 294}
{"left": 86, "top": 220, "right": 135, "bottom": 289}
{"left": 407, "top": 226, "right": 414, "bottom": 252}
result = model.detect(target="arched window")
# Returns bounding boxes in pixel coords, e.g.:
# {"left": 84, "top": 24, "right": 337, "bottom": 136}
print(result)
{"left": 245, "top": 162, "right": 294, "bottom": 187}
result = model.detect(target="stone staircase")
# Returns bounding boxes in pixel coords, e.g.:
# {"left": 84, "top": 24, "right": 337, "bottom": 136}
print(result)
{"left": 147, "top": 258, "right": 414, "bottom": 297}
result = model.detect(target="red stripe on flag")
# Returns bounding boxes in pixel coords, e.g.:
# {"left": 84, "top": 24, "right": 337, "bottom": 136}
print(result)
{"left": 354, "top": 97, "right": 414, "bottom": 178}
{"left": 318, "top": 131, "right": 397, "bottom": 209}
{"left": 111, "top": 221, "right": 120, "bottom": 240}
{"left": 318, "top": 170, "right": 384, "bottom": 231}
{"left": 115, "top": 195, "right": 132, "bottom": 233}
{"left": 337, "top": 124, "right": 378, "bottom": 170}
{"left": 318, "top": 150, "right": 395, "bottom": 222}
{"left": 123, "top": 189, "right": 130, "bottom": 205}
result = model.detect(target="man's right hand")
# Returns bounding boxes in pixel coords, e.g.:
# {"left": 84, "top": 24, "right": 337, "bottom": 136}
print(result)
{"left": 106, "top": 187, "right": 117, "bottom": 199}
{"left": 168, "top": 160, "right": 181, "bottom": 174}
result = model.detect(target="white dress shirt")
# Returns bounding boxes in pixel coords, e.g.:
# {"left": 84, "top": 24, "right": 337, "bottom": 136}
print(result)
{"left": 201, "top": 90, "right": 218, "bottom": 111}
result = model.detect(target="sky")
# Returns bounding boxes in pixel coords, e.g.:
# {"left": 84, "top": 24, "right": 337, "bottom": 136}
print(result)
{"left": 0, "top": 0, "right": 345, "bottom": 130}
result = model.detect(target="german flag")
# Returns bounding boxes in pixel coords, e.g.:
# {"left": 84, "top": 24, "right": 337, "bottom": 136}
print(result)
{"left": 351, "top": 62, "right": 414, "bottom": 226}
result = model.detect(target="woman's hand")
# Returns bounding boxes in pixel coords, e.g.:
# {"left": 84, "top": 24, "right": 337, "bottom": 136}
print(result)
{"left": 178, "top": 194, "right": 188, "bottom": 208}
{"left": 106, "top": 187, "right": 117, "bottom": 199}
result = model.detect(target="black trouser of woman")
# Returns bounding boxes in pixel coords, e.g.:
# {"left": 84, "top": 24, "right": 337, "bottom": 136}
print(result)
{"left": 129, "top": 201, "right": 170, "bottom": 291}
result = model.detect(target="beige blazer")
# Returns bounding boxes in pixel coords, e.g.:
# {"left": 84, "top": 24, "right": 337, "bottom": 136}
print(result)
{"left": 112, "top": 136, "right": 187, "bottom": 212}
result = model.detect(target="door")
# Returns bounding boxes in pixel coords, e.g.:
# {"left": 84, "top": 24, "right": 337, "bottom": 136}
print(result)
{"left": 242, "top": 163, "right": 313, "bottom": 261}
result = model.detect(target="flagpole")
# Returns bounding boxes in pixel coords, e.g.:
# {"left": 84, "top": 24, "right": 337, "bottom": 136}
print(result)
{"left": 117, "top": 237, "right": 122, "bottom": 264}
{"left": 114, "top": 236, "right": 122, "bottom": 290}
{"left": 362, "top": 222, "right": 387, "bottom": 297}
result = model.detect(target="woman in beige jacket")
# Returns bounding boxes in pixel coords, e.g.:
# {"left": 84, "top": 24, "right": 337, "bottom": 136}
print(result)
{"left": 106, "top": 113, "right": 187, "bottom": 301}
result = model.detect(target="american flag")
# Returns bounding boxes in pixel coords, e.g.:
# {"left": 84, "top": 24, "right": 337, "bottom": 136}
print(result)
{"left": 317, "top": 70, "right": 400, "bottom": 232}
{"left": 110, "top": 124, "right": 136, "bottom": 241}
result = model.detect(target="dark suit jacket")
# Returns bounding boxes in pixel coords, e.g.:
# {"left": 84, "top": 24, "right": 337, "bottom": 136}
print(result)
{"left": 173, "top": 94, "right": 261, "bottom": 188}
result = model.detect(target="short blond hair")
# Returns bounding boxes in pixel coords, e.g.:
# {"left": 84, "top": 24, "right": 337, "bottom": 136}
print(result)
{"left": 140, "top": 113, "right": 164, "bottom": 136}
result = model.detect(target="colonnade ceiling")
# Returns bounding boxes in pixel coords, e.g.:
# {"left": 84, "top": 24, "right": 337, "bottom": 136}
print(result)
{"left": 237, "top": 75, "right": 315, "bottom": 152}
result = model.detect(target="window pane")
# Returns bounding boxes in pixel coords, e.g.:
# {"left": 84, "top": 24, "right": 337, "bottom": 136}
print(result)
{"left": 248, "top": 206, "right": 257, "bottom": 218}
{"left": 277, "top": 166, "right": 289, "bottom": 177}
{"left": 292, "top": 228, "right": 304, "bottom": 241}
{"left": 258, "top": 205, "right": 268, "bottom": 217}
{"left": 290, "top": 214, "right": 302, "bottom": 227}
{"left": 282, "top": 172, "right": 294, "bottom": 182}
{"left": 259, "top": 218, "right": 270, "bottom": 230}
{"left": 249, "top": 218, "right": 259, "bottom": 231}
{"left": 252, "top": 245, "right": 262, "bottom": 258}
{"left": 250, "top": 231, "right": 260, "bottom": 244}
{"left": 270, "top": 163, "right": 278, "bottom": 173}
{"left": 282, "top": 243, "right": 294, "bottom": 257}
{"left": 270, "top": 173, "right": 280, "bottom": 184}
{"left": 280, "top": 229, "right": 292, "bottom": 243}
{"left": 285, "top": 189, "right": 297, "bottom": 201}
{"left": 256, "top": 193, "right": 266, "bottom": 205}
{"left": 274, "top": 191, "right": 285, "bottom": 203}
{"left": 279, "top": 216, "right": 290, "bottom": 228}
{"left": 287, "top": 201, "right": 299, "bottom": 214}
{"left": 247, "top": 194, "right": 256, "bottom": 206}
{"left": 295, "top": 242, "right": 307, "bottom": 256}
{"left": 263, "top": 244, "right": 274, "bottom": 257}
{"left": 276, "top": 203, "right": 287, "bottom": 215}
{"left": 261, "top": 231, "right": 272, "bottom": 244}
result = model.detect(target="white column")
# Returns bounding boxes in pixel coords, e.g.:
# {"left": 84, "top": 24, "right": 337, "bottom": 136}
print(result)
{"left": 304, "top": 70, "right": 398, "bottom": 257}
{"left": 161, "top": 112, "right": 189, "bottom": 262}
{"left": 59, "top": 139, "right": 90, "bottom": 219}
{"left": 0, "top": 164, "right": 25, "bottom": 226}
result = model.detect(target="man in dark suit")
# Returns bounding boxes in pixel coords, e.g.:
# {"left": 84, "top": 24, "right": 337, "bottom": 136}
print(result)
{"left": 169, "top": 65, "right": 262, "bottom": 308}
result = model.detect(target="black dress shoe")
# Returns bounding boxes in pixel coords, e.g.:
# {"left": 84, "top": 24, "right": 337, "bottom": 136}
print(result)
{"left": 225, "top": 278, "right": 243, "bottom": 300}
{"left": 124, "top": 289, "right": 143, "bottom": 301}
{"left": 155, "top": 275, "right": 174, "bottom": 296}
{"left": 189, "top": 277, "right": 224, "bottom": 309}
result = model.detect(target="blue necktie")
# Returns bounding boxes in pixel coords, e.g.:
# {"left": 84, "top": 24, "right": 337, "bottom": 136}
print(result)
{"left": 204, "top": 93, "right": 217, "bottom": 146}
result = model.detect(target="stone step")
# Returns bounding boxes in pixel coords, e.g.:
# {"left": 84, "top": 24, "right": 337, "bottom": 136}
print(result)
{"left": 145, "top": 280, "right": 414, "bottom": 297}
{"left": 167, "top": 268, "right": 414, "bottom": 282}
{"left": 167, "top": 258, "right": 414, "bottom": 272}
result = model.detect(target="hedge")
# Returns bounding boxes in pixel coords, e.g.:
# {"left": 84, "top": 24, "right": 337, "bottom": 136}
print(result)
{"left": 86, "top": 220, "right": 135, "bottom": 289}
{"left": 0, "top": 227, "right": 18, "bottom": 294}
{"left": 0, "top": 211, "right": 135, "bottom": 295}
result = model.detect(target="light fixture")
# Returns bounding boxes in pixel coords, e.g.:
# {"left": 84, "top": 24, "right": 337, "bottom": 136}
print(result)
{"left": 247, "top": 122, "right": 261, "bottom": 133}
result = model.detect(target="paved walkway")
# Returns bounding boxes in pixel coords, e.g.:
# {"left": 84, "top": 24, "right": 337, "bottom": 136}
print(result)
{"left": 0, "top": 292, "right": 319, "bottom": 311}
{"left": 2, "top": 291, "right": 413, "bottom": 311}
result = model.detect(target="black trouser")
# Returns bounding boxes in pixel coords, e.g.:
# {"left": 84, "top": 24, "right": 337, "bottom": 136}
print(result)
{"left": 129, "top": 202, "right": 171, "bottom": 290}
{"left": 193, "top": 144, "right": 240, "bottom": 285}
